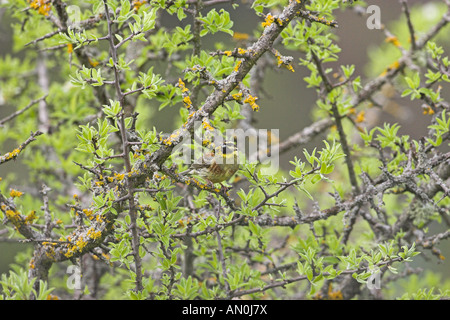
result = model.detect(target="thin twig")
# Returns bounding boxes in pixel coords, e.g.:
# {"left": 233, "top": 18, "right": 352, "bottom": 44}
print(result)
{"left": 103, "top": 0, "right": 143, "bottom": 293}
{"left": 214, "top": 202, "right": 230, "bottom": 297}
{"left": 40, "top": 184, "right": 52, "bottom": 238}
{"left": 0, "top": 95, "right": 48, "bottom": 126}
{"left": 0, "top": 131, "right": 44, "bottom": 165}
{"left": 400, "top": 0, "right": 417, "bottom": 51}
{"left": 309, "top": 45, "right": 360, "bottom": 194}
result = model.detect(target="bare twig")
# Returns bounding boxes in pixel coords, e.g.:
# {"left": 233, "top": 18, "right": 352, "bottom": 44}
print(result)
{"left": 214, "top": 203, "right": 230, "bottom": 297}
{"left": 36, "top": 53, "right": 50, "bottom": 133}
{"left": 40, "top": 184, "right": 52, "bottom": 238}
{"left": 400, "top": 0, "right": 417, "bottom": 51}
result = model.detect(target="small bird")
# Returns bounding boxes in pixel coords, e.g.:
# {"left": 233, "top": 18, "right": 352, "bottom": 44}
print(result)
{"left": 181, "top": 141, "right": 239, "bottom": 186}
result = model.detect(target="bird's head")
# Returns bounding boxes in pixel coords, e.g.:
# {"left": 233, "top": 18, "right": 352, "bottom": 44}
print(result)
{"left": 214, "top": 141, "right": 238, "bottom": 163}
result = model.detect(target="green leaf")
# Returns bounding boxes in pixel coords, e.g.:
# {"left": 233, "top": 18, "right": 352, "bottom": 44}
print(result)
{"left": 198, "top": 9, "right": 234, "bottom": 37}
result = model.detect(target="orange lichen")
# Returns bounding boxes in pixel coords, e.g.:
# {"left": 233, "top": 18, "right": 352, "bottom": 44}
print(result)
{"left": 233, "top": 32, "right": 249, "bottom": 41}
{"left": 234, "top": 60, "right": 242, "bottom": 72}
{"left": 355, "top": 111, "right": 365, "bottom": 123}
{"left": 183, "top": 96, "right": 193, "bottom": 108}
{"left": 132, "top": 0, "right": 145, "bottom": 11}
{"left": 28, "top": 0, "right": 51, "bottom": 16}
{"left": 262, "top": 14, "right": 275, "bottom": 28}
{"left": 88, "top": 58, "right": 99, "bottom": 67}
{"left": 6, "top": 209, "right": 21, "bottom": 222}
{"left": 178, "top": 78, "right": 189, "bottom": 93}
{"left": 9, "top": 189, "right": 23, "bottom": 198}
{"left": 274, "top": 50, "right": 295, "bottom": 72}
{"left": 422, "top": 105, "right": 435, "bottom": 115}
{"left": 25, "top": 211, "right": 37, "bottom": 224}
{"left": 87, "top": 227, "right": 102, "bottom": 240}
{"left": 385, "top": 36, "right": 402, "bottom": 48}
{"left": 29, "top": 258, "right": 35, "bottom": 269}
{"left": 380, "top": 60, "right": 401, "bottom": 77}
{"left": 202, "top": 121, "right": 215, "bottom": 131}
{"left": 5, "top": 209, "right": 25, "bottom": 230}
{"left": 232, "top": 92, "right": 243, "bottom": 101}
{"left": 237, "top": 48, "right": 247, "bottom": 55}
{"left": 3, "top": 148, "right": 20, "bottom": 161}
{"left": 327, "top": 284, "right": 343, "bottom": 300}
{"left": 276, "top": 18, "right": 285, "bottom": 26}
{"left": 83, "top": 208, "right": 94, "bottom": 220}
{"left": 244, "top": 94, "right": 259, "bottom": 111}
{"left": 114, "top": 173, "right": 125, "bottom": 181}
